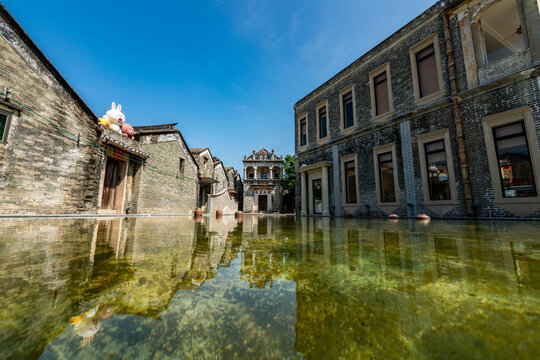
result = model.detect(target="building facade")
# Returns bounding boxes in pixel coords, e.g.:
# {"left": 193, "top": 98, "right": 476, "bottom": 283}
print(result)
{"left": 243, "top": 149, "right": 283, "bottom": 213}
{"left": 0, "top": 3, "right": 150, "bottom": 215}
{"left": 135, "top": 123, "right": 199, "bottom": 215}
{"left": 0, "top": 3, "right": 237, "bottom": 216}
{"left": 294, "top": 0, "right": 540, "bottom": 219}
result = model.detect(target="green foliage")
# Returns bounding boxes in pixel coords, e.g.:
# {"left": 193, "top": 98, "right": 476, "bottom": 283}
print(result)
{"left": 281, "top": 154, "right": 295, "bottom": 193}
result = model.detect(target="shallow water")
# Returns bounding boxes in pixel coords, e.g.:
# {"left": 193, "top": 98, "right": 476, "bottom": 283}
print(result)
{"left": 0, "top": 216, "right": 539, "bottom": 359}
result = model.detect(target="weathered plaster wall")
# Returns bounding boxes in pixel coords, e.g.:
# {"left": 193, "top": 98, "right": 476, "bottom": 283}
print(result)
{"left": 207, "top": 189, "right": 238, "bottom": 215}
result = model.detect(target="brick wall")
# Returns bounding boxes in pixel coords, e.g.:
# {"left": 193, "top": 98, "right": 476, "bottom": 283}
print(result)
{"left": 138, "top": 135, "right": 198, "bottom": 214}
{"left": 0, "top": 20, "right": 102, "bottom": 214}
{"left": 294, "top": 0, "right": 540, "bottom": 218}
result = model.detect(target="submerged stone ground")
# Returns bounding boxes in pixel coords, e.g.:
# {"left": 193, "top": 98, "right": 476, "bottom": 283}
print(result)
{"left": 0, "top": 216, "right": 538, "bottom": 359}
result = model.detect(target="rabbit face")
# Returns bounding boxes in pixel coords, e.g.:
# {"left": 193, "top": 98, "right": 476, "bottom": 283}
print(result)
{"left": 106, "top": 102, "right": 126, "bottom": 125}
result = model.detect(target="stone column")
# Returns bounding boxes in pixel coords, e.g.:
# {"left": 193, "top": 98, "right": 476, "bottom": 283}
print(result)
{"left": 254, "top": 166, "right": 258, "bottom": 180}
{"left": 322, "top": 165, "right": 330, "bottom": 217}
{"left": 300, "top": 171, "right": 308, "bottom": 216}
{"left": 244, "top": 167, "right": 247, "bottom": 180}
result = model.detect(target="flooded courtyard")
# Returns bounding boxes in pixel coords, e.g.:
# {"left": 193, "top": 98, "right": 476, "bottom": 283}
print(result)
{"left": 1, "top": 216, "right": 539, "bottom": 359}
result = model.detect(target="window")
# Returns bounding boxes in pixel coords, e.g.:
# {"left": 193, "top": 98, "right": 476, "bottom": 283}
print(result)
{"left": 369, "top": 63, "right": 393, "bottom": 121}
{"left": 424, "top": 140, "right": 451, "bottom": 201}
{"left": 478, "top": 0, "right": 525, "bottom": 65}
{"left": 410, "top": 35, "right": 444, "bottom": 104}
{"left": 248, "top": 172, "right": 254, "bottom": 179}
{"left": 374, "top": 144, "right": 400, "bottom": 207}
{"left": 299, "top": 115, "right": 307, "bottom": 147}
{"left": 378, "top": 152, "right": 396, "bottom": 202}
{"left": 342, "top": 91, "right": 353, "bottom": 128}
{"left": 316, "top": 101, "right": 328, "bottom": 141}
{"left": 374, "top": 72, "right": 389, "bottom": 115}
{"left": 179, "top": 158, "right": 185, "bottom": 175}
{"left": 417, "top": 129, "right": 458, "bottom": 208}
{"left": 482, "top": 107, "right": 540, "bottom": 213}
{"left": 261, "top": 172, "right": 268, "bottom": 179}
{"left": 0, "top": 110, "right": 11, "bottom": 145}
{"left": 492, "top": 122, "right": 537, "bottom": 198}
{"left": 339, "top": 85, "right": 356, "bottom": 132}
{"left": 344, "top": 160, "right": 357, "bottom": 204}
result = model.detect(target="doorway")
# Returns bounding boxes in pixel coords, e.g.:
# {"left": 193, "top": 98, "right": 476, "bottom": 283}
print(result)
{"left": 101, "top": 157, "right": 126, "bottom": 212}
{"left": 258, "top": 195, "right": 268, "bottom": 212}
{"left": 313, "top": 179, "right": 322, "bottom": 214}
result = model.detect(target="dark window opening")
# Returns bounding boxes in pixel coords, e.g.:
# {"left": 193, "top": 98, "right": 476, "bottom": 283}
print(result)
{"left": 318, "top": 106, "right": 327, "bottom": 139}
{"left": 179, "top": 158, "right": 185, "bottom": 175}
{"left": 342, "top": 91, "right": 354, "bottom": 128}
{"left": 416, "top": 44, "right": 439, "bottom": 98}
{"left": 378, "top": 152, "right": 396, "bottom": 202}
{"left": 493, "top": 121, "right": 537, "bottom": 198}
{"left": 424, "top": 139, "right": 451, "bottom": 201}
{"left": 0, "top": 112, "right": 8, "bottom": 144}
{"left": 300, "top": 118, "right": 307, "bottom": 146}
{"left": 345, "top": 160, "right": 357, "bottom": 204}
{"left": 374, "top": 72, "right": 390, "bottom": 116}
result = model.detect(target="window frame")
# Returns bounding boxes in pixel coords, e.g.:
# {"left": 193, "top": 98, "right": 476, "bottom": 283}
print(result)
{"left": 373, "top": 143, "right": 400, "bottom": 209}
{"left": 339, "top": 84, "right": 357, "bottom": 134}
{"left": 316, "top": 100, "right": 329, "bottom": 143}
{"left": 341, "top": 153, "right": 359, "bottom": 207}
{"left": 474, "top": 0, "right": 527, "bottom": 67}
{"left": 417, "top": 129, "right": 458, "bottom": 208}
{"left": 409, "top": 34, "right": 445, "bottom": 106}
{"left": 297, "top": 112, "right": 308, "bottom": 151}
{"left": 369, "top": 63, "right": 394, "bottom": 122}
{"left": 0, "top": 108, "right": 13, "bottom": 146}
{"left": 482, "top": 106, "right": 540, "bottom": 207}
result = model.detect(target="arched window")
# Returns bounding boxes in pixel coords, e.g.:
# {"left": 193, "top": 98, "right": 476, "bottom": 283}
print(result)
{"left": 478, "top": 0, "right": 525, "bottom": 64}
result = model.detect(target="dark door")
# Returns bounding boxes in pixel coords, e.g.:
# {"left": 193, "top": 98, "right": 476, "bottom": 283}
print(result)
{"left": 258, "top": 195, "right": 267, "bottom": 212}
{"left": 313, "top": 179, "right": 322, "bottom": 214}
{"left": 101, "top": 157, "right": 121, "bottom": 210}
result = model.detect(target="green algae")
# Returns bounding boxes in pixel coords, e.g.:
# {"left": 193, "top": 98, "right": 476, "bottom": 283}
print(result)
{"left": 0, "top": 216, "right": 539, "bottom": 359}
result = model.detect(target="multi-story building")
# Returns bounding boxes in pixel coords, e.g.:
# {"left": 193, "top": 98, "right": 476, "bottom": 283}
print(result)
{"left": 294, "top": 0, "right": 540, "bottom": 219}
{"left": 243, "top": 149, "right": 283, "bottom": 213}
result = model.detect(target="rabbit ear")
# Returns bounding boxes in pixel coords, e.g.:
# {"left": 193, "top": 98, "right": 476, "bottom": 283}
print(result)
{"left": 111, "top": 102, "right": 116, "bottom": 110}
{"left": 117, "top": 104, "right": 122, "bottom": 112}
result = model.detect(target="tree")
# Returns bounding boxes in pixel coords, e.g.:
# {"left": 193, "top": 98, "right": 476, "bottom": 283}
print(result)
{"left": 281, "top": 155, "right": 295, "bottom": 212}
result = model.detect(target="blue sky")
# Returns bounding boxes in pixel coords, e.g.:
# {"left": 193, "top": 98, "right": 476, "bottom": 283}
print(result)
{"left": 3, "top": 0, "right": 435, "bottom": 172}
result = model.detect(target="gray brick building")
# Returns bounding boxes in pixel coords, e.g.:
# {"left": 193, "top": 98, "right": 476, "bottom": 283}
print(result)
{"left": 0, "top": 3, "right": 149, "bottom": 215}
{"left": 294, "top": 0, "right": 540, "bottom": 219}
{"left": 135, "top": 123, "right": 200, "bottom": 215}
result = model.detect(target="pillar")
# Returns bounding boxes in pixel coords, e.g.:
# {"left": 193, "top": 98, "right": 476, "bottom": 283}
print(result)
{"left": 254, "top": 166, "right": 258, "bottom": 180}
{"left": 300, "top": 171, "right": 308, "bottom": 216}
{"left": 322, "top": 165, "right": 330, "bottom": 217}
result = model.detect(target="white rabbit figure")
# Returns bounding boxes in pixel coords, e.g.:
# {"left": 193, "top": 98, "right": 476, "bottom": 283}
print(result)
{"left": 103, "top": 102, "right": 126, "bottom": 134}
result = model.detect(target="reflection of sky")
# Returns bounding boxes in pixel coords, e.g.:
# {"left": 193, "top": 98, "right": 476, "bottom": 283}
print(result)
{"left": 2, "top": 217, "right": 540, "bottom": 359}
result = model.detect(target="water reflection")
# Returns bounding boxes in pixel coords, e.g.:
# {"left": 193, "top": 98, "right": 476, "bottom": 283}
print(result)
{"left": 0, "top": 216, "right": 538, "bottom": 359}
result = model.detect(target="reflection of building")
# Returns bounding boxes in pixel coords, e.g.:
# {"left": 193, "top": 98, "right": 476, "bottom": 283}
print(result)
{"left": 294, "top": 0, "right": 540, "bottom": 219}
{"left": 243, "top": 149, "right": 283, "bottom": 213}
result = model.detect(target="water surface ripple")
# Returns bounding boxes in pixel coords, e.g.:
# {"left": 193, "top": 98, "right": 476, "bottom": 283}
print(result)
{"left": 0, "top": 216, "right": 539, "bottom": 359}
